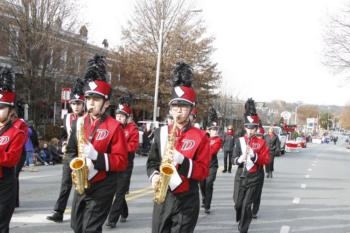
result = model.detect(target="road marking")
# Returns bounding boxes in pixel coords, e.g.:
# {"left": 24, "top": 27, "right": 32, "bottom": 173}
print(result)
{"left": 127, "top": 189, "right": 154, "bottom": 201}
{"left": 11, "top": 214, "right": 70, "bottom": 223}
{"left": 280, "top": 225, "right": 290, "bottom": 233}
{"left": 308, "top": 168, "right": 312, "bottom": 172}
{"left": 305, "top": 174, "right": 310, "bottom": 178}
{"left": 301, "top": 184, "right": 306, "bottom": 189}
{"left": 312, "top": 163, "right": 316, "bottom": 167}
{"left": 292, "top": 197, "right": 300, "bottom": 204}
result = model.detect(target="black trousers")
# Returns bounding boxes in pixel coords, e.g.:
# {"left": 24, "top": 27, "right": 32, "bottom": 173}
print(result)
{"left": 71, "top": 173, "right": 118, "bottom": 233}
{"left": 152, "top": 187, "right": 200, "bottom": 233}
{"left": 15, "top": 150, "right": 26, "bottom": 207}
{"left": 0, "top": 176, "right": 16, "bottom": 233}
{"left": 223, "top": 151, "right": 233, "bottom": 171}
{"left": 265, "top": 151, "right": 275, "bottom": 173}
{"left": 107, "top": 153, "right": 135, "bottom": 223}
{"left": 234, "top": 172, "right": 260, "bottom": 233}
{"left": 233, "top": 167, "right": 243, "bottom": 205}
{"left": 54, "top": 161, "right": 72, "bottom": 214}
{"left": 200, "top": 166, "right": 218, "bottom": 210}
{"left": 252, "top": 168, "right": 264, "bottom": 215}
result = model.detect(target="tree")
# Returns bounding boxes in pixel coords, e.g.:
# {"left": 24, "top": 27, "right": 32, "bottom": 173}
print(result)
{"left": 118, "top": 0, "right": 221, "bottom": 120}
{"left": 318, "top": 112, "right": 333, "bottom": 130}
{"left": 323, "top": 5, "right": 350, "bottom": 74}
{"left": 0, "top": 0, "right": 79, "bottom": 124}
{"left": 296, "top": 105, "right": 319, "bottom": 124}
{"left": 340, "top": 105, "right": 350, "bottom": 129}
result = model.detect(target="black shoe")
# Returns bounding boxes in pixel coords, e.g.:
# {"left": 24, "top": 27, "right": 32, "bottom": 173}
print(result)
{"left": 222, "top": 169, "right": 227, "bottom": 173}
{"left": 46, "top": 212, "right": 63, "bottom": 223}
{"left": 252, "top": 214, "right": 257, "bottom": 219}
{"left": 105, "top": 222, "right": 116, "bottom": 228}
{"left": 120, "top": 216, "right": 127, "bottom": 223}
{"left": 204, "top": 209, "right": 210, "bottom": 214}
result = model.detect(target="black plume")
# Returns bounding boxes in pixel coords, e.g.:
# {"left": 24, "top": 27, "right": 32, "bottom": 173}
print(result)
{"left": 118, "top": 93, "right": 133, "bottom": 106}
{"left": 84, "top": 54, "right": 107, "bottom": 82}
{"left": 71, "top": 78, "right": 85, "bottom": 96}
{"left": 208, "top": 107, "right": 218, "bottom": 123}
{"left": 244, "top": 98, "right": 257, "bottom": 116}
{"left": 0, "top": 66, "right": 15, "bottom": 92}
{"left": 172, "top": 62, "right": 193, "bottom": 87}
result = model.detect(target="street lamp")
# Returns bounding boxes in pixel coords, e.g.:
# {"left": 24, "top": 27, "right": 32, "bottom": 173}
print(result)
{"left": 152, "top": 9, "right": 202, "bottom": 123}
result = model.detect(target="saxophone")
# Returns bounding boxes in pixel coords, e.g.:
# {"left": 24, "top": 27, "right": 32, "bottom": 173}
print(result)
{"left": 153, "top": 117, "right": 177, "bottom": 204}
{"left": 70, "top": 117, "right": 90, "bottom": 194}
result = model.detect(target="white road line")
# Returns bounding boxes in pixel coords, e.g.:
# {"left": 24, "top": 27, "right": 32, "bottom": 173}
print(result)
{"left": 292, "top": 197, "right": 300, "bottom": 204}
{"left": 280, "top": 225, "right": 290, "bottom": 233}
{"left": 305, "top": 174, "right": 310, "bottom": 178}
{"left": 312, "top": 163, "right": 316, "bottom": 167}
{"left": 308, "top": 168, "right": 312, "bottom": 172}
{"left": 301, "top": 184, "right": 307, "bottom": 189}
{"left": 11, "top": 214, "right": 70, "bottom": 223}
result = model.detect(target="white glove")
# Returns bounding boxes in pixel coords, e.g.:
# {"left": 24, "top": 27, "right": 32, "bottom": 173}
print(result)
{"left": 83, "top": 143, "right": 98, "bottom": 160}
{"left": 173, "top": 150, "right": 185, "bottom": 164}
{"left": 237, "top": 154, "right": 245, "bottom": 164}
{"left": 151, "top": 173, "right": 160, "bottom": 189}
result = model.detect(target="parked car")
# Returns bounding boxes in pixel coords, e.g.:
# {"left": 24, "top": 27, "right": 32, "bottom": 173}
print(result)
{"left": 263, "top": 126, "right": 287, "bottom": 154}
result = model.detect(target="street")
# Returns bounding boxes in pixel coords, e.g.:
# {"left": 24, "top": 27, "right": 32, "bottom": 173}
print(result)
{"left": 10, "top": 143, "right": 350, "bottom": 233}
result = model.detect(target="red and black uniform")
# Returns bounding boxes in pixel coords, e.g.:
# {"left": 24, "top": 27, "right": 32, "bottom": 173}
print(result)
{"left": 108, "top": 121, "right": 139, "bottom": 224}
{"left": 13, "top": 118, "right": 28, "bottom": 208}
{"left": 147, "top": 123, "right": 210, "bottom": 233}
{"left": 68, "top": 114, "right": 128, "bottom": 233}
{"left": 0, "top": 123, "right": 26, "bottom": 233}
{"left": 200, "top": 135, "right": 222, "bottom": 211}
{"left": 51, "top": 113, "right": 80, "bottom": 217}
{"left": 232, "top": 134, "right": 270, "bottom": 233}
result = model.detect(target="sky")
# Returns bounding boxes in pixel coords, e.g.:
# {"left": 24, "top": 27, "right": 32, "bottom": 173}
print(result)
{"left": 78, "top": 0, "right": 350, "bottom": 106}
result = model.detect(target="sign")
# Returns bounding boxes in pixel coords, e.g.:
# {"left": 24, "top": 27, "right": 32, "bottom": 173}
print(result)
{"left": 306, "top": 118, "right": 317, "bottom": 129}
{"left": 61, "top": 88, "right": 71, "bottom": 103}
{"left": 281, "top": 111, "right": 291, "bottom": 120}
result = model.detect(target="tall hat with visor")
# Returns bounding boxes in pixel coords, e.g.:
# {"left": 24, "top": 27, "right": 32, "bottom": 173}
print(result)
{"left": 84, "top": 54, "right": 111, "bottom": 99}
{"left": 0, "top": 66, "right": 16, "bottom": 107}
{"left": 207, "top": 107, "right": 219, "bottom": 130}
{"left": 70, "top": 78, "right": 85, "bottom": 103}
{"left": 169, "top": 62, "right": 196, "bottom": 106}
{"left": 116, "top": 94, "right": 132, "bottom": 117}
{"left": 244, "top": 98, "right": 259, "bottom": 128}
{"left": 256, "top": 120, "right": 265, "bottom": 136}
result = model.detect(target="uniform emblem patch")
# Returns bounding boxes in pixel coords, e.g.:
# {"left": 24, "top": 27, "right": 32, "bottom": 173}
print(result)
{"left": 0, "top": 136, "right": 9, "bottom": 145}
{"left": 181, "top": 139, "right": 195, "bottom": 151}
{"left": 96, "top": 129, "right": 109, "bottom": 141}
{"left": 252, "top": 143, "right": 260, "bottom": 149}
{"left": 174, "top": 86, "right": 184, "bottom": 97}
{"left": 89, "top": 81, "right": 98, "bottom": 90}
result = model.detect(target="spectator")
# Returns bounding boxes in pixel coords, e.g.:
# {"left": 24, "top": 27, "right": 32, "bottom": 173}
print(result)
{"left": 48, "top": 138, "right": 63, "bottom": 164}
{"left": 25, "top": 123, "right": 39, "bottom": 172}
{"left": 222, "top": 125, "right": 235, "bottom": 173}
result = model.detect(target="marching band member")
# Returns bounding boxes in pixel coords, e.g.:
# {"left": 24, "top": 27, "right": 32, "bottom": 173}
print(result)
{"left": 0, "top": 67, "right": 26, "bottom": 233}
{"left": 147, "top": 62, "right": 210, "bottom": 233}
{"left": 200, "top": 107, "right": 222, "bottom": 214}
{"left": 251, "top": 122, "right": 266, "bottom": 218}
{"left": 67, "top": 55, "right": 128, "bottom": 233}
{"left": 47, "top": 78, "right": 85, "bottom": 223}
{"left": 232, "top": 98, "right": 270, "bottom": 233}
{"left": 107, "top": 95, "right": 139, "bottom": 228}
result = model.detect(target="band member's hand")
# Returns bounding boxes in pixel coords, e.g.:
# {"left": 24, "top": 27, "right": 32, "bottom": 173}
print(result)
{"left": 83, "top": 143, "right": 98, "bottom": 160}
{"left": 151, "top": 174, "right": 160, "bottom": 189}
{"left": 172, "top": 150, "right": 185, "bottom": 164}
{"left": 237, "top": 154, "right": 246, "bottom": 164}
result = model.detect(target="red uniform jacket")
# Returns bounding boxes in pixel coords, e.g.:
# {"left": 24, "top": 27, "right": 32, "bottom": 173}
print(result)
{"left": 147, "top": 123, "right": 210, "bottom": 194}
{"left": 67, "top": 114, "right": 128, "bottom": 184}
{"left": 233, "top": 134, "right": 270, "bottom": 173}
{"left": 123, "top": 122, "right": 139, "bottom": 154}
{"left": 0, "top": 123, "right": 26, "bottom": 178}
{"left": 12, "top": 118, "right": 28, "bottom": 143}
{"left": 210, "top": 136, "right": 222, "bottom": 159}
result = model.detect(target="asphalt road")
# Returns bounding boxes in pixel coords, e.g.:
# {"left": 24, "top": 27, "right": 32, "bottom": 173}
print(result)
{"left": 10, "top": 143, "right": 350, "bottom": 233}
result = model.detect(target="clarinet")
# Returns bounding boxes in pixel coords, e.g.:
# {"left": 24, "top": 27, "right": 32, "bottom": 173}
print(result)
{"left": 240, "top": 133, "right": 252, "bottom": 178}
